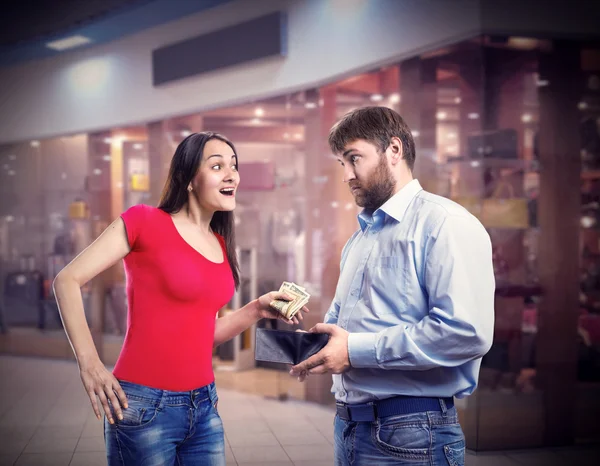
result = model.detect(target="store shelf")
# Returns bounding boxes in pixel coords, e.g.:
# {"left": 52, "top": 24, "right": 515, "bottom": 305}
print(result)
{"left": 446, "top": 156, "right": 540, "bottom": 171}
{"left": 495, "top": 283, "right": 543, "bottom": 298}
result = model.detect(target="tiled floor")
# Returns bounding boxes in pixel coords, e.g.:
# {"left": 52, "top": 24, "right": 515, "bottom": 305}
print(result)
{"left": 0, "top": 356, "right": 598, "bottom": 465}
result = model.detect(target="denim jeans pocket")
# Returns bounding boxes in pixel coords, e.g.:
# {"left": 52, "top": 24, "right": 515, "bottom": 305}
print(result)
{"left": 208, "top": 383, "right": 219, "bottom": 415}
{"left": 371, "top": 415, "right": 431, "bottom": 462}
{"left": 114, "top": 396, "right": 160, "bottom": 430}
{"left": 443, "top": 439, "right": 465, "bottom": 466}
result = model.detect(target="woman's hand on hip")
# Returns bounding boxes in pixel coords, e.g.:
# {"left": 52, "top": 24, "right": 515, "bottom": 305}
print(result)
{"left": 79, "top": 359, "right": 128, "bottom": 424}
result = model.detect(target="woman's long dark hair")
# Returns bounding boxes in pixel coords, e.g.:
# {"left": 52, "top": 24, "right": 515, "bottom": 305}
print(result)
{"left": 158, "top": 132, "right": 240, "bottom": 289}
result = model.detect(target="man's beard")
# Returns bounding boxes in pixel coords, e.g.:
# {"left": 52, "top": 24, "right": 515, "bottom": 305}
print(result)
{"left": 353, "top": 157, "right": 396, "bottom": 210}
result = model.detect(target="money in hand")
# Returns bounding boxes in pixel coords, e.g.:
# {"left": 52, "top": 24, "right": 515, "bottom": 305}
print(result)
{"left": 270, "top": 281, "right": 310, "bottom": 320}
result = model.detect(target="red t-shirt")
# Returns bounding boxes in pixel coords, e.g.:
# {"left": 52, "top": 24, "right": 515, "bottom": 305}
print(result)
{"left": 112, "top": 204, "right": 235, "bottom": 391}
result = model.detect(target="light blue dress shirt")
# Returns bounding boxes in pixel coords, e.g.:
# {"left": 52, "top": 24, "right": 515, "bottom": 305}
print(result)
{"left": 325, "top": 179, "right": 495, "bottom": 403}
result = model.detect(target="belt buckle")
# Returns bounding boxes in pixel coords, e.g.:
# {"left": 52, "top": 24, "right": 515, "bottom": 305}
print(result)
{"left": 336, "top": 402, "right": 352, "bottom": 421}
{"left": 368, "top": 401, "right": 378, "bottom": 420}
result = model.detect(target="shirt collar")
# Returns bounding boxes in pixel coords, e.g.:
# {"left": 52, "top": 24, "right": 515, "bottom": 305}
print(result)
{"left": 358, "top": 179, "right": 423, "bottom": 231}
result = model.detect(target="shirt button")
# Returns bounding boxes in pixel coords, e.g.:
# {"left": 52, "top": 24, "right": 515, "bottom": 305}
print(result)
{"left": 339, "top": 390, "right": 346, "bottom": 397}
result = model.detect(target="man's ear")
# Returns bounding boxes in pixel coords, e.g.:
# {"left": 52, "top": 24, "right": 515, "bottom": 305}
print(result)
{"left": 388, "top": 137, "right": 404, "bottom": 166}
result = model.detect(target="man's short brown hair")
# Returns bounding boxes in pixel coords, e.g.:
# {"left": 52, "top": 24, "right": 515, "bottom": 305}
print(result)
{"left": 328, "top": 106, "right": 416, "bottom": 170}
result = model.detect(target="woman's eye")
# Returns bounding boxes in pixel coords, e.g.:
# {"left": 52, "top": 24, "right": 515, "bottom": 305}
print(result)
{"left": 231, "top": 165, "right": 238, "bottom": 172}
{"left": 212, "top": 164, "right": 221, "bottom": 170}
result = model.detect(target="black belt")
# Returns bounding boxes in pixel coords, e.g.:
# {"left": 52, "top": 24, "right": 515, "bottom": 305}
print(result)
{"left": 336, "top": 396, "right": 454, "bottom": 422}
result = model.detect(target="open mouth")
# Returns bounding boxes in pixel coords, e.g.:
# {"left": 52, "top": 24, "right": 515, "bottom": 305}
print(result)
{"left": 220, "top": 188, "right": 235, "bottom": 197}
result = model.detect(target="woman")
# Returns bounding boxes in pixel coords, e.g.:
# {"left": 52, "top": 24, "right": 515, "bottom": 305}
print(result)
{"left": 53, "top": 132, "right": 306, "bottom": 465}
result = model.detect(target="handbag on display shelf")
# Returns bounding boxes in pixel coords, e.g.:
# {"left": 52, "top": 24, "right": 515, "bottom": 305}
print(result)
{"left": 68, "top": 200, "right": 89, "bottom": 219}
{"left": 481, "top": 182, "right": 529, "bottom": 229}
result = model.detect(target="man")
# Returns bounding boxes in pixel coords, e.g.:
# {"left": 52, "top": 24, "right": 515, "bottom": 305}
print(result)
{"left": 290, "top": 107, "right": 495, "bottom": 465}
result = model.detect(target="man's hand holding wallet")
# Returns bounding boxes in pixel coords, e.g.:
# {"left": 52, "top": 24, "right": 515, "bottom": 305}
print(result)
{"left": 255, "top": 281, "right": 351, "bottom": 377}
{"left": 288, "top": 324, "right": 351, "bottom": 381}
{"left": 254, "top": 328, "right": 330, "bottom": 365}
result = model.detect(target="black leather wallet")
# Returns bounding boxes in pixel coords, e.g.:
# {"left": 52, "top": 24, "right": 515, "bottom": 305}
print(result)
{"left": 254, "top": 328, "right": 330, "bottom": 365}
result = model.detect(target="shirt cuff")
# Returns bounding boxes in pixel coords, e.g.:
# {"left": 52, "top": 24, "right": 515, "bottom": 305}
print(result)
{"left": 348, "top": 332, "right": 378, "bottom": 368}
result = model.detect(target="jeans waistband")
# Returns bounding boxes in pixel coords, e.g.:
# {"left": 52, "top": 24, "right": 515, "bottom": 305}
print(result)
{"left": 117, "top": 379, "right": 217, "bottom": 406}
{"left": 336, "top": 396, "right": 454, "bottom": 422}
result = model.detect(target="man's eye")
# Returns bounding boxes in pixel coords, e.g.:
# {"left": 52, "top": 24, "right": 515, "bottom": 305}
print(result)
{"left": 351, "top": 155, "right": 359, "bottom": 163}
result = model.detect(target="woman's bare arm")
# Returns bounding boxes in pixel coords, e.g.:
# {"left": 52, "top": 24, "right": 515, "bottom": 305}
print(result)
{"left": 53, "top": 217, "right": 131, "bottom": 423}
{"left": 213, "top": 293, "right": 309, "bottom": 347}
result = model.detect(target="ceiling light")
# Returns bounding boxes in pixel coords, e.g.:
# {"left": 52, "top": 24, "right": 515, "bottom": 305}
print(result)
{"left": 454, "top": 97, "right": 462, "bottom": 104}
{"left": 30, "top": 140, "right": 40, "bottom": 148}
{"left": 93, "top": 168, "right": 102, "bottom": 175}
{"left": 370, "top": 94, "right": 383, "bottom": 102}
{"left": 180, "top": 130, "right": 191, "bottom": 137}
{"left": 447, "top": 133, "right": 457, "bottom": 139}
{"left": 7, "top": 170, "right": 15, "bottom": 176}
{"left": 411, "top": 130, "right": 420, "bottom": 138}
{"left": 305, "top": 102, "right": 317, "bottom": 109}
{"left": 102, "top": 155, "right": 111, "bottom": 162}
{"left": 521, "top": 113, "right": 533, "bottom": 123}
{"left": 389, "top": 93, "right": 400, "bottom": 104}
{"left": 468, "top": 113, "right": 479, "bottom": 120}
{"left": 251, "top": 118, "right": 261, "bottom": 125}
{"left": 255, "top": 107, "right": 264, "bottom": 117}
{"left": 436, "top": 111, "right": 447, "bottom": 120}
{"left": 103, "top": 137, "right": 112, "bottom": 144}
{"left": 507, "top": 37, "right": 538, "bottom": 51}
{"left": 133, "top": 143, "right": 144, "bottom": 150}
{"left": 46, "top": 35, "right": 92, "bottom": 51}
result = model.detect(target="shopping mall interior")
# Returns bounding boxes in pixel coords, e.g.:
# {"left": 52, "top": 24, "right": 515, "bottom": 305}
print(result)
{"left": 1, "top": 0, "right": 600, "bottom": 461}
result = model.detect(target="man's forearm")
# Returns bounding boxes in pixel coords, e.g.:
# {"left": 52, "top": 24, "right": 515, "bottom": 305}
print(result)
{"left": 348, "top": 313, "right": 492, "bottom": 370}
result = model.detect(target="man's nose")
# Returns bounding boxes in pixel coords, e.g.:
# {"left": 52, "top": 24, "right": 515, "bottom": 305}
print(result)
{"left": 343, "top": 166, "right": 356, "bottom": 184}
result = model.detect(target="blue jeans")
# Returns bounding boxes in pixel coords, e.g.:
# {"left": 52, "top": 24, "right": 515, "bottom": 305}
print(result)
{"left": 104, "top": 380, "right": 224, "bottom": 466}
{"left": 334, "top": 403, "right": 465, "bottom": 465}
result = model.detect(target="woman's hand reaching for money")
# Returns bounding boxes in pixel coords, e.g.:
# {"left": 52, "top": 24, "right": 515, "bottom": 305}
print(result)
{"left": 255, "top": 291, "right": 309, "bottom": 325}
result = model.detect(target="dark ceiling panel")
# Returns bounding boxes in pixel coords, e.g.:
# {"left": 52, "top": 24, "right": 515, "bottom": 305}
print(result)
{"left": 0, "top": 0, "right": 233, "bottom": 67}
{"left": 0, "top": 0, "right": 149, "bottom": 47}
